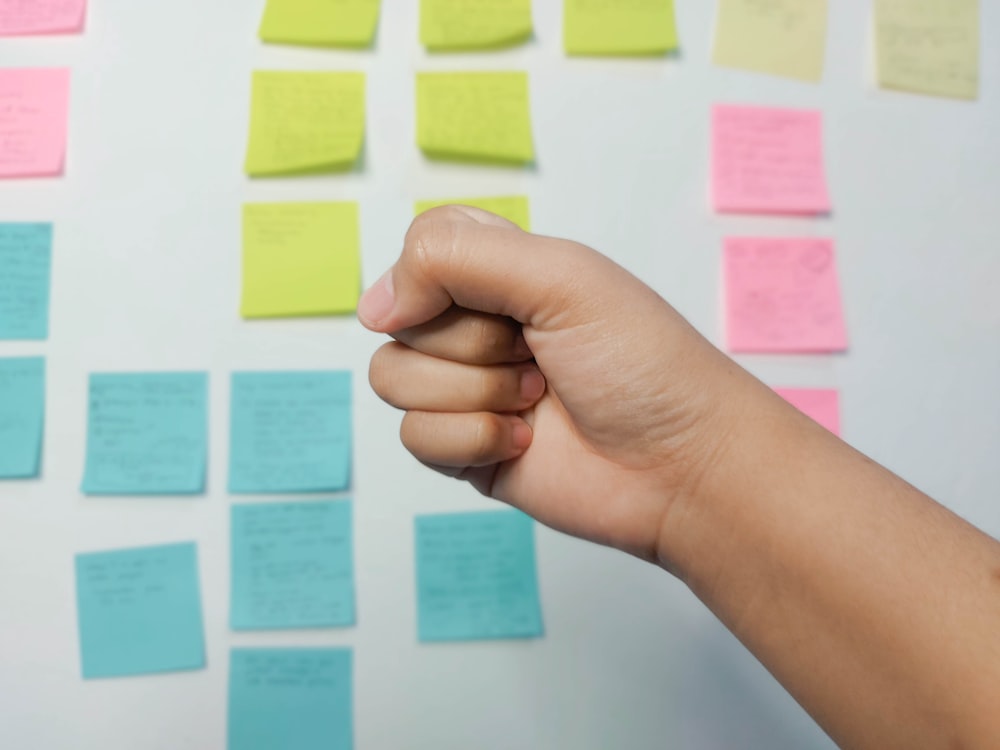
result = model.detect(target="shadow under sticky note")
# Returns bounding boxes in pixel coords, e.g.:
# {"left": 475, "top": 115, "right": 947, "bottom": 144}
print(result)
{"left": 229, "top": 371, "right": 352, "bottom": 494}
{"left": 415, "top": 196, "right": 531, "bottom": 231}
{"left": 228, "top": 648, "right": 353, "bottom": 750}
{"left": 415, "top": 509, "right": 543, "bottom": 642}
{"left": 231, "top": 500, "right": 355, "bottom": 630}
{"left": 563, "top": 0, "right": 677, "bottom": 56}
{"left": 81, "top": 372, "right": 208, "bottom": 495}
{"left": 724, "top": 237, "right": 847, "bottom": 354}
{"left": 0, "top": 0, "right": 86, "bottom": 35}
{"left": 241, "top": 202, "right": 360, "bottom": 318}
{"left": 420, "top": 0, "right": 532, "bottom": 51}
{"left": 244, "top": 71, "right": 365, "bottom": 177}
{"left": 0, "top": 223, "right": 52, "bottom": 340}
{"left": 75, "top": 542, "right": 206, "bottom": 679}
{"left": 416, "top": 71, "right": 534, "bottom": 165}
{"left": 774, "top": 388, "right": 841, "bottom": 436}
{"left": 0, "top": 68, "right": 70, "bottom": 179}
{"left": 0, "top": 357, "right": 45, "bottom": 479}
{"left": 259, "top": 0, "right": 380, "bottom": 48}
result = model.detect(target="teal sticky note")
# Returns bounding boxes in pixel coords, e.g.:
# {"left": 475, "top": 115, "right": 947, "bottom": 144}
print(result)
{"left": 75, "top": 542, "right": 206, "bottom": 679}
{"left": 81, "top": 372, "right": 208, "bottom": 495}
{"left": 228, "top": 648, "right": 353, "bottom": 750}
{"left": 0, "top": 223, "right": 52, "bottom": 341}
{"left": 0, "top": 356, "right": 45, "bottom": 478}
{"left": 231, "top": 500, "right": 355, "bottom": 630}
{"left": 415, "top": 509, "right": 544, "bottom": 642}
{"left": 229, "top": 371, "right": 351, "bottom": 494}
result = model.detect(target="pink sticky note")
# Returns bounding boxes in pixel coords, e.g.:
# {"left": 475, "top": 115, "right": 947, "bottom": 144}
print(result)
{"left": 0, "top": 0, "right": 86, "bottom": 36}
{"left": 0, "top": 68, "right": 70, "bottom": 179}
{"left": 724, "top": 237, "right": 847, "bottom": 353}
{"left": 774, "top": 388, "right": 841, "bottom": 436}
{"left": 712, "top": 104, "right": 830, "bottom": 215}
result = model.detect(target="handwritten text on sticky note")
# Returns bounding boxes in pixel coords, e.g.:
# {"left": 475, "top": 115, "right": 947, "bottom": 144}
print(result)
{"left": 0, "top": 223, "right": 51, "bottom": 340}
{"left": 259, "top": 0, "right": 380, "bottom": 48}
{"left": 415, "top": 196, "right": 531, "bottom": 231}
{"left": 0, "top": 68, "right": 70, "bottom": 178}
{"left": 0, "top": 0, "right": 86, "bottom": 36}
{"left": 421, "top": 0, "right": 532, "bottom": 51}
{"left": 564, "top": 0, "right": 678, "bottom": 56}
{"left": 0, "top": 356, "right": 44, "bottom": 478}
{"left": 774, "top": 388, "right": 841, "bottom": 435}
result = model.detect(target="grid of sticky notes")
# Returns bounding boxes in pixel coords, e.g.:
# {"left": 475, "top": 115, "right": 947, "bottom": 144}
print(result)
{"left": 0, "top": 67, "right": 70, "bottom": 178}
{"left": 564, "top": 0, "right": 678, "bottom": 56}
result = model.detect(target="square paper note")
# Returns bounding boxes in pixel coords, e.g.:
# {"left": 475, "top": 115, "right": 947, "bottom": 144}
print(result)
{"left": 415, "top": 195, "right": 531, "bottom": 231}
{"left": 0, "top": 223, "right": 52, "bottom": 340}
{"left": 0, "top": 68, "right": 70, "bottom": 178}
{"left": 416, "top": 509, "right": 543, "bottom": 642}
{"left": 775, "top": 388, "right": 841, "bottom": 436}
{"left": 242, "top": 202, "right": 360, "bottom": 318}
{"left": 712, "top": 104, "right": 830, "bottom": 215}
{"left": 0, "top": 357, "right": 45, "bottom": 478}
{"left": 231, "top": 500, "right": 355, "bottom": 630}
{"left": 724, "top": 237, "right": 847, "bottom": 354}
{"left": 0, "top": 0, "right": 86, "bottom": 36}
{"left": 564, "top": 0, "right": 678, "bottom": 56}
{"left": 75, "top": 542, "right": 206, "bottom": 679}
{"left": 259, "top": 0, "right": 380, "bottom": 48}
{"left": 229, "top": 371, "right": 352, "bottom": 494}
{"left": 420, "top": 0, "right": 532, "bottom": 51}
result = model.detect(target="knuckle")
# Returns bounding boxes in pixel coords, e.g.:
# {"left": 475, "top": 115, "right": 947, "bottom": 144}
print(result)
{"left": 368, "top": 343, "right": 403, "bottom": 402}
{"left": 471, "top": 414, "right": 504, "bottom": 463}
{"left": 404, "top": 211, "right": 461, "bottom": 279}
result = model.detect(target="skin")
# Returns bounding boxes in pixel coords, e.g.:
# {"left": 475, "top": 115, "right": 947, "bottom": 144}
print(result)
{"left": 359, "top": 206, "right": 1000, "bottom": 750}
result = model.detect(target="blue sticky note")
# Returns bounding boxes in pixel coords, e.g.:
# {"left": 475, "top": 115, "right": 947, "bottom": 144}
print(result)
{"left": 0, "top": 223, "right": 52, "bottom": 341}
{"left": 415, "top": 509, "right": 544, "bottom": 642}
{"left": 81, "top": 372, "right": 208, "bottom": 495}
{"left": 229, "top": 371, "right": 351, "bottom": 494}
{"left": 0, "top": 357, "right": 45, "bottom": 478}
{"left": 228, "top": 648, "right": 353, "bottom": 750}
{"left": 231, "top": 500, "right": 355, "bottom": 630}
{"left": 75, "top": 542, "right": 206, "bottom": 679}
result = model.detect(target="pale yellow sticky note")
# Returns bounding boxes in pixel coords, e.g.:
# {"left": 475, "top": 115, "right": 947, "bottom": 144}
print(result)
{"left": 420, "top": 0, "right": 532, "bottom": 51}
{"left": 244, "top": 71, "right": 365, "bottom": 177}
{"left": 415, "top": 196, "right": 531, "bottom": 231}
{"left": 564, "top": 0, "right": 678, "bottom": 56}
{"left": 416, "top": 72, "right": 534, "bottom": 165}
{"left": 259, "top": 0, "right": 381, "bottom": 47}
{"left": 712, "top": 0, "right": 828, "bottom": 82}
{"left": 875, "top": 0, "right": 979, "bottom": 100}
{"left": 241, "top": 202, "right": 361, "bottom": 318}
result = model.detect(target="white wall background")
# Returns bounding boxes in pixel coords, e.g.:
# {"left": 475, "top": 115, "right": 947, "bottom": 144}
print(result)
{"left": 1, "top": 2, "right": 998, "bottom": 748}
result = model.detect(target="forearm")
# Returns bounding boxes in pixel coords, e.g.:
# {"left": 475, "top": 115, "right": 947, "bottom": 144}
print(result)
{"left": 660, "top": 382, "right": 1000, "bottom": 749}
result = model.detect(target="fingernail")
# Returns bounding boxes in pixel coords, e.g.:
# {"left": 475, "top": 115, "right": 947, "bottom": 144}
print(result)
{"left": 512, "top": 421, "right": 533, "bottom": 451}
{"left": 358, "top": 268, "right": 395, "bottom": 329}
{"left": 520, "top": 369, "right": 546, "bottom": 402}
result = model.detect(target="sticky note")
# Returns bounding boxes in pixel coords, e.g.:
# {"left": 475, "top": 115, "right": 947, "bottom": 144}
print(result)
{"left": 875, "top": 0, "right": 979, "bottom": 100}
{"left": 0, "top": 0, "right": 86, "bottom": 35}
{"left": 564, "top": 0, "right": 677, "bottom": 56}
{"left": 415, "top": 509, "right": 543, "bottom": 642}
{"left": 75, "top": 542, "right": 205, "bottom": 679}
{"left": 259, "top": 0, "right": 380, "bottom": 48}
{"left": 724, "top": 237, "right": 847, "bottom": 354}
{"left": 0, "top": 357, "right": 44, "bottom": 478}
{"left": 0, "top": 68, "right": 70, "bottom": 179}
{"left": 713, "top": 0, "right": 828, "bottom": 82}
{"left": 81, "top": 372, "right": 208, "bottom": 496}
{"left": 231, "top": 500, "right": 355, "bottom": 630}
{"left": 244, "top": 71, "right": 365, "bottom": 177}
{"left": 421, "top": 0, "right": 532, "bottom": 51}
{"left": 229, "top": 371, "right": 352, "bottom": 494}
{"left": 415, "top": 196, "right": 530, "bottom": 231}
{"left": 712, "top": 104, "right": 830, "bottom": 215}
{"left": 0, "top": 223, "right": 51, "bottom": 340}
{"left": 416, "top": 72, "right": 534, "bottom": 165}
{"left": 241, "top": 202, "right": 360, "bottom": 319}
{"left": 229, "top": 648, "right": 353, "bottom": 750}
{"left": 774, "top": 388, "right": 840, "bottom": 435}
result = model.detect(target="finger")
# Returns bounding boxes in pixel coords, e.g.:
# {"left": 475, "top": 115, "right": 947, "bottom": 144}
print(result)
{"left": 399, "top": 411, "right": 533, "bottom": 468}
{"left": 391, "top": 306, "right": 532, "bottom": 365}
{"left": 370, "top": 342, "right": 546, "bottom": 413}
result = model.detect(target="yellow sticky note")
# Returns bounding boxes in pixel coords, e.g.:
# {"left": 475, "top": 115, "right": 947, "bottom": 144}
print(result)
{"left": 241, "top": 202, "right": 361, "bottom": 318}
{"left": 415, "top": 196, "right": 531, "bottom": 231}
{"left": 712, "top": 0, "right": 828, "bottom": 83}
{"left": 564, "top": 0, "right": 677, "bottom": 56}
{"left": 875, "top": 0, "right": 979, "bottom": 100}
{"left": 416, "top": 72, "right": 534, "bottom": 165}
{"left": 244, "top": 71, "right": 365, "bottom": 177}
{"left": 259, "top": 0, "right": 381, "bottom": 47}
{"left": 420, "top": 0, "right": 532, "bottom": 51}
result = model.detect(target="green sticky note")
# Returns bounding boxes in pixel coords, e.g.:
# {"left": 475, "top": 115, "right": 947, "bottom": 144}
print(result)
{"left": 0, "top": 357, "right": 44, "bottom": 479}
{"left": 242, "top": 202, "right": 360, "bottom": 318}
{"left": 713, "top": 0, "right": 828, "bottom": 83}
{"left": 420, "top": 0, "right": 532, "bottom": 51}
{"left": 875, "top": 0, "right": 979, "bottom": 100}
{"left": 416, "top": 72, "right": 534, "bottom": 165}
{"left": 228, "top": 648, "right": 353, "bottom": 750}
{"left": 415, "top": 196, "right": 531, "bottom": 231}
{"left": 244, "top": 71, "right": 366, "bottom": 177}
{"left": 0, "top": 223, "right": 52, "bottom": 340}
{"left": 564, "top": 0, "right": 678, "bottom": 56}
{"left": 75, "top": 542, "right": 206, "bottom": 679}
{"left": 259, "top": 0, "right": 381, "bottom": 48}
{"left": 415, "top": 509, "right": 544, "bottom": 642}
